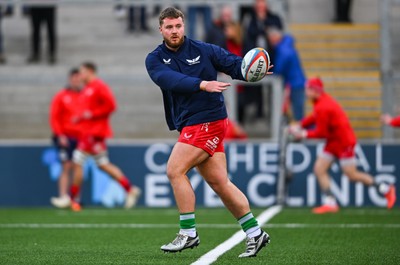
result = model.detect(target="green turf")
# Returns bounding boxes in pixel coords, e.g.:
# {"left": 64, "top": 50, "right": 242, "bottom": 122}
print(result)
{"left": 0, "top": 207, "right": 399, "bottom": 265}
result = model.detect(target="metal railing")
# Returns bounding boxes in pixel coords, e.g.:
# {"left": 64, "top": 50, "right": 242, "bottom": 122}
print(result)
{"left": 380, "top": 0, "right": 400, "bottom": 139}
{"left": 223, "top": 75, "right": 284, "bottom": 140}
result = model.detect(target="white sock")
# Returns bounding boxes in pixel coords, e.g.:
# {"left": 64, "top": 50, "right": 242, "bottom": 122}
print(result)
{"left": 323, "top": 195, "right": 337, "bottom": 206}
{"left": 378, "top": 183, "right": 390, "bottom": 195}
{"left": 247, "top": 227, "right": 262, "bottom": 238}
{"left": 179, "top": 228, "right": 196, "bottom": 238}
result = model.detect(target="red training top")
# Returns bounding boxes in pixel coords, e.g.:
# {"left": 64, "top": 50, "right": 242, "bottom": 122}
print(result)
{"left": 49, "top": 88, "right": 82, "bottom": 138}
{"left": 225, "top": 119, "right": 248, "bottom": 140}
{"left": 301, "top": 93, "right": 356, "bottom": 145}
{"left": 78, "top": 78, "right": 116, "bottom": 138}
{"left": 390, "top": 116, "right": 400, "bottom": 127}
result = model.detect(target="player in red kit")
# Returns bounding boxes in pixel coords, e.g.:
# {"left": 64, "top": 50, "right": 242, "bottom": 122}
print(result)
{"left": 68, "top": 62, "right": 141, "bottom": 211}
{"left": 289, "top": 77, "right": 396, "bottom": 214}
{"left": 49, "top": 68, "right": 82, "bottom": 208}
{"left": 381, "top": 113, "right": 400, "bottom": 127}
{"left": 225, "top": 119, "right": 248, "bottom": 140}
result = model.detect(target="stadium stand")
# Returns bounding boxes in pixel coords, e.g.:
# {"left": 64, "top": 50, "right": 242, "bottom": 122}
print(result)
{"left": 0, "top": 0, "right": 398, "bottom": 140}
{"left": 290, "top": 23, "right": 382, "bottom": 139}
{"left": 0, "top": 4, "right": 170, "bottom": 139}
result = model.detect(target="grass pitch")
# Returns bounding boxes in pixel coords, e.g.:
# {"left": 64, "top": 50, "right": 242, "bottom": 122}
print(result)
{"left": 0, "top": 207, "right": 399, "bottom": 265}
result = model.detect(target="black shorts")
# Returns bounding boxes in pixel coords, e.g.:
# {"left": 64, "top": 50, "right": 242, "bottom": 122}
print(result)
{"left": 52, "top": 135, "right": 78, "bottom": 162}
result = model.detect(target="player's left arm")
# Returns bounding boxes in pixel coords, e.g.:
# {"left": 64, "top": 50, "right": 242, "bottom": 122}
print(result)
{"left": 208, "top": 44, "right": 245, "bottom": 80}
{"left": 208, "top": 44, "right": 273, "bottom": 81}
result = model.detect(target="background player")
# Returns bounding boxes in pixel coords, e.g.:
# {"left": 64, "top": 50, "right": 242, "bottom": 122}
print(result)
{"left": 68, "top": 62, "right": 141, "bottom": 211}
{"left": 289, "top": 77, "right": 396, "bottom": 214}
{"left": 146, "top": 7, "right": 273, "bottom": 258}
{"left": 381, "top": 113, "right": 400, "bottom": 127}
{"left": 49, "top": 68, "right": 82, "bottom": 208}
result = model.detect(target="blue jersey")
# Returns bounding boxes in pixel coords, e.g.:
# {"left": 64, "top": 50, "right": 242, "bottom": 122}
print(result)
{"left": 145, "top": 37, "right": 245, "bottom": 131}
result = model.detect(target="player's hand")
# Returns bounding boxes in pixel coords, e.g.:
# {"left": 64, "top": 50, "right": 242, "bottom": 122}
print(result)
{"left": 71, "top": 116, "right": 80, "bottom": 124}
{"left": 71, "top": 110, "right": 92, "bottom": 124}
{"left": 58, "top": 135, "right": 69, "bottom": 147}
{"left": 287, "top": 125, "right": 307, "bottom": 141}
{"left": 200, "top": 81, "right": 230, "bottom": 93}
{"left": 380, "top": 113, "right": 393, "bottom": 125}
{"left": 265, "top": 64, "right": 274, "bottom": 75}
{"left": 82, "top": 110, "right": 92, "bottom": 120}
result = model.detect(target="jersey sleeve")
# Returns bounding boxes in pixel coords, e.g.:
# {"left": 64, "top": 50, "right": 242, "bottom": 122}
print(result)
{"left": 304, "top": 107, "right": 330, "bottom": 139}
{"left": 49, "top": 92, "right": 63, "bottom": 136}
{"left": 390, "top": 116, "right": 400, "bottom": 127}
{"left": 90, "top": 85, "right": 116, "bottom": 119}
{"left": 145, "top": 53, "right": 202, "bottom": 93}
{"left": 301, "top": 113, "right": 316, "bottom": 128}
{"left": 208, "top": 44, "right": 246, "bottom": 81}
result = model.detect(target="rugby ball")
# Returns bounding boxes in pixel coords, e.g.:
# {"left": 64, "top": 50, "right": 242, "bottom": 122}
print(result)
{"left": 241, "top": 48, "right": 270, "bottom": 82}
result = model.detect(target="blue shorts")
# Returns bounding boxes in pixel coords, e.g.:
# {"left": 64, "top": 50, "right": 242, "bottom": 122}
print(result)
{"left": 52, "top": 135, "right": 78, "bottom": 162}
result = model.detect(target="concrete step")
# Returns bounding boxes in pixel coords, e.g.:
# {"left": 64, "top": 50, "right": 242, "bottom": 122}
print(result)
{"left": 328, "top": 90, "right": 381, "bottom": 98}
{"left": 354, "top": 130, "right": 382, "bottom": 139}
{"left": 306, "top": 70, "right": 380, "bottom": 79}
{"left": 297, "top": 42, "right": 379, "bottom": 49}
{"left": 299, "top": 51, "right": 379, "bottom": 60}
{"left": 293, "top": 33, "right": 379, "bottom": 41}
{"left": 323, "top": 81, "right": 381, "bottom": 89}
{"left": 303, "top": 61, "right": 379, "bottom": 69}
{"left": 289, "top": 23, "right": 379, "bottom": 31}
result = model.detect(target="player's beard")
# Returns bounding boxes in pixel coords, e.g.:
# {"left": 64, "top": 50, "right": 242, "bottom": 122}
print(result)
{"left": 164, "top": 34, "right": 184, "bottom": 50}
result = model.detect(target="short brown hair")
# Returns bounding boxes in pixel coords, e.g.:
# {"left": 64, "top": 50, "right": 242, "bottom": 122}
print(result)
{"left": 69, "top": 67, "right": 79, "bottom": 76}
{"left": 81, "top": 61, "right": 97, "bottom": 73}
{"left": 159, "top": 7, "right": 184, "bottom": 26}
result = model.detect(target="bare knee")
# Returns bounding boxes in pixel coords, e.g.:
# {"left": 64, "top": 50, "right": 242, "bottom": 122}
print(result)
{"left": 207, "top": 177, "right": 230, "bottom": 194}
{"left": 342, "top": 167, "right": 358, "bottom": 182}
{"left": 166, "top": 163, "right": 184, "bottom": 182}
{"left": 98, "top": 164, "right": 108, "bottom": 172}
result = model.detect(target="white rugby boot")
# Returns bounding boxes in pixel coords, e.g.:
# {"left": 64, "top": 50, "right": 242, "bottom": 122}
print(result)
{"left": 238, "top": 230, "right": 270, "bottom": 258}
{"left": 124, "top": 186, "right": 142, "bottom": 209}
{"left": 50, "top": 195, "right": 71, "bottom": 208}
{"left": 161, "top": 232, "right": 200, "bottom": 253}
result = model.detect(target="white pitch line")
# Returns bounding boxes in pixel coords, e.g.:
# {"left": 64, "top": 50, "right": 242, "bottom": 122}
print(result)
{"left": 1, "top": 222, "right": 399, "bottom": 229}
{"left": 191, "top": 205, "right": 282, "bottom": 265}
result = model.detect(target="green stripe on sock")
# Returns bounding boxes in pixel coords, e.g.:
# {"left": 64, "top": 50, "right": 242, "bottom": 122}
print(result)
{"left": 180, "top": 218, "right": 195, "bottom": 229}
{"left": 241, "top": 217, "right": 258, "bottom": 232}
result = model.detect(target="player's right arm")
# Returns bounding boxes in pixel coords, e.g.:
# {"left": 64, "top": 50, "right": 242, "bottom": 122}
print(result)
{"left": 49, "top": 92, "right": 63, "bottom": 136}
{"left": 146, "top": 53, "right": 203, "bottom": 93}
{"left": 304, "top": 108, "right": 330, "bottom": 139}
{"left": 390, "top": 116, "right": 400, "bottom": 127}
{"left": 381, "top": 114, "right": 400, "bottom": 127}
{"left": 301, "top": 113, "right": 316, "bottom": 128}
{"left": 49, "top": 92, "right": 69, "bottom": 146}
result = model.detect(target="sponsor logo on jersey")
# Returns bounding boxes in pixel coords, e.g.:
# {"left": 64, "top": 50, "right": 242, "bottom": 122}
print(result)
{"left": 63, "top": 96, "right": 72, "bottom": 104}
{"left": 163, "top": 58, "right": 171, "bottom": 64}
{"left": 183, "top": 133, "right": 192, "bottom": 140}
{"left": 85, "top": 88, "right": 94, "bottom": 96}
{"left": 186, "top": 55, "right": 200, "bottom": 65}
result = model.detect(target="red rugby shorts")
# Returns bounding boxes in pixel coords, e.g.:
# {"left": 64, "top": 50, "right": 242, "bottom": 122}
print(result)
{"left": 178, "top": 118, "right": 228, "bottom": 156}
